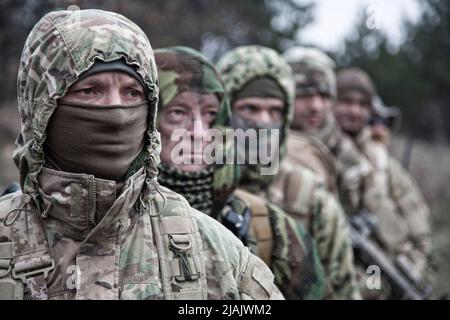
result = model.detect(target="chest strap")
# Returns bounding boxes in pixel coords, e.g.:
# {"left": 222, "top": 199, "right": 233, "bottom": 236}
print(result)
{"left": 7, "top": 194, "right": 55, "bottom": 300}
{"left": 149, "top": 187, "right": 208, "bottom": 300}
{"left": 233, "top": 189, "right": 273, "bottom": 267}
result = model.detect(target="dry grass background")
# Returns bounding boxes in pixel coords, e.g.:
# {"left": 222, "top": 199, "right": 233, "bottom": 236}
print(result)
{"left": 0, "top": 105, "right": 449, "bottom": 297}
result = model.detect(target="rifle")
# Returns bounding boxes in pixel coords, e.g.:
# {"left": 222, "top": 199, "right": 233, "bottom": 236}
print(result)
{"left": 349, "top": 210, "right": 432, "bottom": 300}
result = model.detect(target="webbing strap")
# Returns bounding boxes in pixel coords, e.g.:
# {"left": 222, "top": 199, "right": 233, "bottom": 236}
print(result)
{"left": 234, "top": 189, "right": 273, "bottom": 266}
{"left": 150, "top": 189, "right": 207, "bottom": 300}
{"left": 10, "top": 197, "right": 54, "bottom": 300}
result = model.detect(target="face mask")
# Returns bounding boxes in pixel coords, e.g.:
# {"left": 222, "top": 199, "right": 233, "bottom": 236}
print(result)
{"left": 44, "top": 102, "right": 149, "bottom": 182}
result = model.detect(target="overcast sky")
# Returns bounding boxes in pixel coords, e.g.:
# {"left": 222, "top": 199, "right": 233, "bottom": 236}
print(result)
{"left": 299, "top": 0, "right": 422, "bottom": 51}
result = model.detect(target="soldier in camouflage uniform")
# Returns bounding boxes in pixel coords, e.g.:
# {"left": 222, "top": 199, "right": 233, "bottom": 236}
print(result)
{"left": 335, "top": 68, "right": 433, "bottom": 296}
{"left": 0, "top": 9, "right": 283, "bottom": 300}
{"left": 217, "top": 45, "right": 360, "bottom": 299}
{"left": 154, "top": 46, "right": 330, "bottom": 300}
{"left": 283, "top": 47, "right": 374, "bottom": 216}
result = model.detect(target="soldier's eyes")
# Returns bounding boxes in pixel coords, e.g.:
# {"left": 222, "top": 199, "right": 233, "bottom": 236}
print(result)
{"left": 243, "top": 105, "right": 257, "bottom": 113}
{"left": 74, "top": 87, "right": 96, "bottom": 96}
{"left": 126, "top": 89, "right": 143, "bottom": 98}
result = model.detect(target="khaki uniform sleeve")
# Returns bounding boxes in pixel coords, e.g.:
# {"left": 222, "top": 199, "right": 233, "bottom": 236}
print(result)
{"left": 311, "top": 188, "right": 361, "bottom": 299}
{"left": 236, "top": 246, "right": 285, "bottom": 300}
{"left": 387, "top": 157, "right": 432, "bottom": 274}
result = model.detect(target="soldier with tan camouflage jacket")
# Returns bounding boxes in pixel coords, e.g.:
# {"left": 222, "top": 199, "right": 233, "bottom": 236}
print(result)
{"left": 217, "top": 46, "right": 360, "bottom": 299}
{"left": 0, "top": 9, "right": 283, "bottom": 300}
{"left": 283, "top": 47, "right": 433, "bottom": 298}
{"left": 154, "top": 46, "right": 331, "bottom": 300}
{"left": 282, "top": 47, "right": 374, "bottom": 215}
{"left": 335, "top": 68, "right": 433, "bottom": 295}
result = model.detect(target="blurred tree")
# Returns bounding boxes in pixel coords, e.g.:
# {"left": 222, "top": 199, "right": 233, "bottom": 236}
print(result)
{"left": 0, "top": 0, "right": 314, "bottom": 102}
{"left": 333, "top": 0, "right": 450, "bottom": 142}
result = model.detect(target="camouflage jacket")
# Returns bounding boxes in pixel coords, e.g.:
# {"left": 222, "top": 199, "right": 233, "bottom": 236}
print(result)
{"left": 355, "top": 128, "right": 432, "bottom": 275}
{"left": 154, "top": 46, "right": 329, "bottom": 300}
{"left": 268, "top": 162, "right": 361, "bottom": 300}
{"left": 221, "top": 189, "right": 332, "bottom": 300}
{"left": 285, "top": 131, "right": 338, "bottom": 193}
{"left": 0, "top": 170, "right": 282, "bottom": 300}
{"left": 217, "top": 46, "right": 360, "bottom": 300}
{"left": 316, "top": 116, "right": 374, "bottom": 215}
{"left": 0, "top": 10, "right": 282, "bottom": 300}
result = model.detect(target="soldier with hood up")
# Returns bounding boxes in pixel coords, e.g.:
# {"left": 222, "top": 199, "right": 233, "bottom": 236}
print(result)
{"left": 282, "top": 47, "right": 374, "bottom": 217}
{"left": 217, "top": 46, "right": 360, "bottom": 299}
{"left": 0, "top": 9, "right": 282, "bottom": 300}
{"left": 154, "top": 46, "right": 331, "bottom": 300}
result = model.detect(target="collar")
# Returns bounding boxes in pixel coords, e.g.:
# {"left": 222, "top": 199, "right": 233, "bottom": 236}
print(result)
{"left": 37, "top": 166, "right": 146, "bottom": 240}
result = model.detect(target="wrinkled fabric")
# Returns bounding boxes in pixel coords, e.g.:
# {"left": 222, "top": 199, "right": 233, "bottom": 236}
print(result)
{"left": 234, "top": 76, "right": 285, "bottom": 100}
{"left": 219, "top": 46, "right": 361, "bottom": 299}
{"left": 0, "top": 10, "right": 281, "bottom": 300}
{"left": 356, "top": 127, "right": 432, "bottom": 283}
{"left": 157, "top": 163, "right": 214, "bottom": 215}
{"left": 77, "top": 60, "right": 146, "bottom": 88}
{"left": 283, "top": 46, "right": 336, "bottom": 98}
{"left": 217, "top": 45, "right": 295, "bottom": 166}
{"left": 155, "top": 46, "right": 237, "bottom": 213}
{"left": 155, "top": 46, "right": 230, "bottom": 125}
{"left": 156, "top": 46, "right": 330, "bottom": 300}
{"left": 268, "top": 160, "right": 361, "bottom": 300}
{"left": 45, "top": 102, "right": 148, "bottom": 182}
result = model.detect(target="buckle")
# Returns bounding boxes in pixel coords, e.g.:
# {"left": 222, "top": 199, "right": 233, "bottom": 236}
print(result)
{"left": 12, "top": 259, "right": 55, "bottom": 283}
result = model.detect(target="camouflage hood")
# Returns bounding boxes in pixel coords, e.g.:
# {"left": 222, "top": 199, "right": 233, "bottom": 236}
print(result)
{"left": 283, "top": 46, "right": 337, "bottom": 99}
{"left": 14, "top": 9, "right": 160, "bottom": 195}
{"left": 155, "top": 46, "right": 236, "bottom": 216}
{"left": 216, "top": 45, "right": 295, "bottom": 162}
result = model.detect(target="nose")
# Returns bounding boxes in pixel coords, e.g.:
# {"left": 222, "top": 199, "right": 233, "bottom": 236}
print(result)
{"left": 309, "top": 94, "right": 323, "bottom": 112}
{"left": 102, "top": 88, "right": 122, "bottom": 105}
{"left": 186, "top": 112, "right": 208, "bottom": 140}
{"left": 258, "top": 110, "right": 273, "bottom": 124}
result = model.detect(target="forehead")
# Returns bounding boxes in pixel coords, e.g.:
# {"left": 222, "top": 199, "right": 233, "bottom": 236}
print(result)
{"left": 339, "top": 90, "right": 369, "bottom": 104}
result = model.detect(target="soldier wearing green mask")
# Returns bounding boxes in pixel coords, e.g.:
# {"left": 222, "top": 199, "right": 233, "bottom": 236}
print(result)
{"left": 154, "top": 46, "right": 331, "bottom": 300}
{"left": 0, "top": 10, "right": 282, "bottom": 300}
{"left": 217, "top": 45, "right": 360, "bottom": 299}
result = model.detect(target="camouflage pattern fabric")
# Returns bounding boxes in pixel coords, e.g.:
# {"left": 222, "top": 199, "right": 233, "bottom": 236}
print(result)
{"left": 221, "top": 189, "right": 332, "bottom": 300}
{"left": 356, "top": 128, "right": 432, "bottom": 279}
{"left": 283, "top": 46, "right": 337, "bottom": 98}
{"left": 0, "top": 9, "right": 282, "bottom": 300}
{"left": 155, "top": 46, "right": 330, "bottom": 299}
{"left": 218, "top": 46, "right": 360, "bottom": 299}
{"left": 285, "top": 131, "right": 338, "bottom": 193}
{"left": 155, "top": 46, "right": 236, "bottom": 215}
{"left": 217, "top": 45, "right": 295, "bottom": 171}
{"left": 316, "top": 116, "right": 374, "bottom": 215}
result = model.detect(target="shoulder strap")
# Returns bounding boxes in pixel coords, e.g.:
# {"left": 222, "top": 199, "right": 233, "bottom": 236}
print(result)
{"left": 149, "top": 185, "right": 208, "bottom": 300}
{"left": 233, "top": 188, "right": 273, "bottom": 267}
{"left": 1, "top": 193, "right": 54, "bottom": 300}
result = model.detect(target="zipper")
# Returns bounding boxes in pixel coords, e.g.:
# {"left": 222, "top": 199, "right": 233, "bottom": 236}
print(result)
{"left": 88, "top": 174, "right": 97, "bottom": 230}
